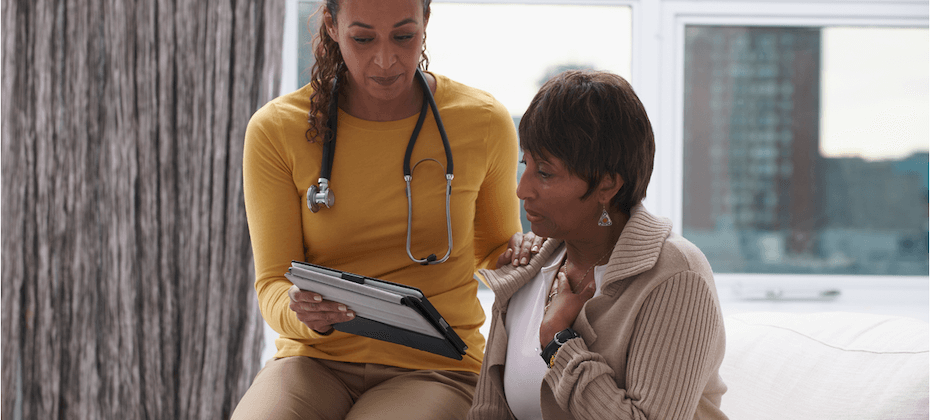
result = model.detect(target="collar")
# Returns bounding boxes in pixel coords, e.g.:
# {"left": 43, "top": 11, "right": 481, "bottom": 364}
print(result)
{"left": 479, "top": 204, "right": 672, "bottom": 307}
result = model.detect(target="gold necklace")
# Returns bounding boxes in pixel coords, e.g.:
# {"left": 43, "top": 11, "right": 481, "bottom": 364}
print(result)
{"left": 546, "top": 248, "right": 612, "bottom": 309}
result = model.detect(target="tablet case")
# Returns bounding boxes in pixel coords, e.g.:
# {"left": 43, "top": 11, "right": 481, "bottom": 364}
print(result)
{"left": 284, "top": 260, "right": 468, "bottom": 360}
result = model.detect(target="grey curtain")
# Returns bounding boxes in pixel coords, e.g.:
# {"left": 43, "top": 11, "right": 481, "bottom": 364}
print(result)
{"left": 1, "top": 0, "right": 285, "bottom": 418}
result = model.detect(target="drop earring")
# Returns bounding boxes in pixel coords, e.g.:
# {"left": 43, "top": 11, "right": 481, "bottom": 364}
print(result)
{"left": 598, "top": 205, "right": 612, "bottom": 227}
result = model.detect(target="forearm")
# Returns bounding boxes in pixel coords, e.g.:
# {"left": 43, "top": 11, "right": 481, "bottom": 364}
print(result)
{"left": 544, "top": 273, "right": 722, "bottom": 420}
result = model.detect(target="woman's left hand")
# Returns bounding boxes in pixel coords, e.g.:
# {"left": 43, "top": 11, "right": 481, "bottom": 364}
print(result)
{"left": 496, "top": 231, "right": 546, "bottom": 269}
{"left": 539, "top": 271, "right": 596, "bottom": 348}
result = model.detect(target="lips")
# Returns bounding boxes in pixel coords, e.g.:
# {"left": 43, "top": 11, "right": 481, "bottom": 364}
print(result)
{"left": 524, "top": 207, "right": 544, "bottom": 222}
{"left": 371, "top": 74, "right": 401, "bottom": 86}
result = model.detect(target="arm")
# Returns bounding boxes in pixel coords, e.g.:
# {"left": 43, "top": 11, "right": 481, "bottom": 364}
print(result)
{"left": 243, "top": 107, "right": 351, "bottom": 339}
{"left": 473, "top": 102, "right": 522, "bottom": 271}
{"left": 544, "top": 272, "right": 723, "bottom": 420}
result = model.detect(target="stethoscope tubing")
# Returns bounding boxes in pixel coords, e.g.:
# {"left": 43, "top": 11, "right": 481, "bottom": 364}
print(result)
{"left": 309, "top": 68, "right": 454, "bottom": 266}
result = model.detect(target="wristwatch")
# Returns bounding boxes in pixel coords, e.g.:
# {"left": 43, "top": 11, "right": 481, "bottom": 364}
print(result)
{"left": 540, "top": 328, "right": 579, "bottom": 368}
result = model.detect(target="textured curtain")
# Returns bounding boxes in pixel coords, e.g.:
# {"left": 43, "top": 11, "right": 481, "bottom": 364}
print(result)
{"left": 1, "top": 0, "right": 285, "bottom": 418}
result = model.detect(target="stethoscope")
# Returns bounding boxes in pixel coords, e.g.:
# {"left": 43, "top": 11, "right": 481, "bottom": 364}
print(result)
{"left": 307, "top": 68, "right": 454, "bottom": 265}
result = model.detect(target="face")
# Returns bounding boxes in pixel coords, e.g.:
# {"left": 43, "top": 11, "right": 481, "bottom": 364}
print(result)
{"left": 326, "top": 0, "right": 426, "bottom": 104}
{"left": 516, "top": 152, "right": 603, "bottom": 241}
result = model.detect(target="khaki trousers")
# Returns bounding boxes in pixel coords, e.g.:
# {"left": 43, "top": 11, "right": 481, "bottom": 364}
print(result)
{"left": 230, "top": 357, "right": 478, "bottom": 420}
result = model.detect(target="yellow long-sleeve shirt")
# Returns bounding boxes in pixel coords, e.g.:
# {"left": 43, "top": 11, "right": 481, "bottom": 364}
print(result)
{"left": 243, "top": 73, "right": 521, "bottom": 374}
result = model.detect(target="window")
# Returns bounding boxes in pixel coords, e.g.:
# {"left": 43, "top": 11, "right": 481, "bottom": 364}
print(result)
{"left": 275, "top": 0, "right": 929, "bottom": 327}
{"left": 652, "top": 2, "right": 929, "bottom": 319}
{"left": 681, "top": 26, "right": 928, "bottom": 277}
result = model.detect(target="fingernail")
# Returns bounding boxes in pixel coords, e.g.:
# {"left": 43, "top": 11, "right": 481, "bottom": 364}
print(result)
{"left": 313, "top": 295, "right": 322, "bottom": 302}
{"left": 513, "top": 258, "right": 519, "bottom": 266}
{"left": 346, "top": 312, "right": 355, "bottom": 319}
{"left": 338, "top": 304, "right": 347, "bottom": 311}
{"left": 520, "top": 257, "right": 527, "bottom": 265}
{"left": 531, "top": 246, "right": 539, "bottom": 253}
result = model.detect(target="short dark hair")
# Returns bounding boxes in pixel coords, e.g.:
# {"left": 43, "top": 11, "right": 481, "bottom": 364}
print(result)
{"left": 518, "top": 70, "right": 655, "bottom": 215}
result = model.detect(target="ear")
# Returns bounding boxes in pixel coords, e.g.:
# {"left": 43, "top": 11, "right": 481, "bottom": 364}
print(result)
{"left": 324, "top": 9, "right": 338, "bottom": 42}
{"left": 596, "top": 173, "right": 624, "bottom": 205}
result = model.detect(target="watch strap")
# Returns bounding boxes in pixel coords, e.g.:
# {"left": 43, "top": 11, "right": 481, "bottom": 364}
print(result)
{"left": 540, "top": 328, "right": 579, "bottom": 367}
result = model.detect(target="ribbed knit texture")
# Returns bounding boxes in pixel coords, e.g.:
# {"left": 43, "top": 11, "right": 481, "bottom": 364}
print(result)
{"left": 467, "top": 205, "right": 729, "bottom": 420}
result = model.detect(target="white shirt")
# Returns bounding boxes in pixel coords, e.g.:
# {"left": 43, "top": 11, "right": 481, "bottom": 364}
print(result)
{"left": 503, "top": 245, "right": 606, "bottom": 419}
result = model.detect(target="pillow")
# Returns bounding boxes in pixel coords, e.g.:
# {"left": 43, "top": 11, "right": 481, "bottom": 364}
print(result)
{"left": 719, "top": 311, "right": 929, "bottom": 420}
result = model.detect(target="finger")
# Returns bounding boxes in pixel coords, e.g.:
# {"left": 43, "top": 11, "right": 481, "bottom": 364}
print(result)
{"left": 295, "top": 308, "right": 355, "bottom": 325}
{"left": 496, "top": 247, "right": 513, "bottom": 269}
{"left": 531, "top": 233, "right": 545, "bottom": 253}
{"left": 523, "top": 232, "right": 539, "bottom": 253}
{"left": 509, "top": 232, "right": 525, "bottom": 249}
{"left": 291, "top": 287, "right": 323, "bottom": 304}
{"left": 555, "top": 271, "right": 570, "bottom": 291}
{"left": 577, "top": 280, "right": 597, "bottom": 300}
{"left": 517, "top": 234, "right": 536, "bottom": 266}
{"left": 293, "top": 299, "right": 352, "bottom": 314}
{"left": 508, "top": 232, "right": 524, "bottom": 266}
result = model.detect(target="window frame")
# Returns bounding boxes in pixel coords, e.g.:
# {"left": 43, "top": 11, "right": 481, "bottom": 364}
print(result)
{"left": 280, "top": 0, "right": 929, "bottom": 298}
{"left": 650, "top": 0, "right": 928, "bottom": 292}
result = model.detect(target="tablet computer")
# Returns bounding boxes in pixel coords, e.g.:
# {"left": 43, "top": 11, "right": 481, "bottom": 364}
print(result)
{"left": 285, "top": 261, "right": 468, "bottom": 360}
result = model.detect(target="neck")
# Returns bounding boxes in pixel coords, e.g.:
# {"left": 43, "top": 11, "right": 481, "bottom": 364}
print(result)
{"left": 563, "top": 211, "right": 629, "bottom": 270}
{"left": 340, "top": 72, "right": 435, "bottom": 122}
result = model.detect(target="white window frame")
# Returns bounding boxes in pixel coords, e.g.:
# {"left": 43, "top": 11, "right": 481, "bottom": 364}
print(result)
{"left": 279, "top": 0, "right": 929, "bottom": 311}
{"left": 647, "top": 0, "right": 928, "bottom": 298}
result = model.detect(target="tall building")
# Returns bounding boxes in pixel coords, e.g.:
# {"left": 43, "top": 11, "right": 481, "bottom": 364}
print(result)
{"left": 683, "top": 26, "right": 823, "bottom": 258}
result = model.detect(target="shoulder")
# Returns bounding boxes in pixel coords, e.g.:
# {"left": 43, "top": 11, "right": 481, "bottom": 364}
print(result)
{"left": 244, "top": 84, "right": 317, "bottom": 166}
{"left": 432, "top": 72, "right": 511, "bottom": 119}
{"left": 603, "top": 205, "right": 715, "bottom": 294}
{"left": 248, "top": 84, "right": 313, "bottom": 132}
{"left": 654, "top": 232, "right": 715, "bottom": 281}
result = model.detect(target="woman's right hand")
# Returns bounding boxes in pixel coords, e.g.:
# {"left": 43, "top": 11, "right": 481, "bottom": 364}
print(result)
{"left": 288, "top": 285, "right": 355, "bottom": 334}
{"left": 496, "top": 231, "right": 546, "bottom": 269}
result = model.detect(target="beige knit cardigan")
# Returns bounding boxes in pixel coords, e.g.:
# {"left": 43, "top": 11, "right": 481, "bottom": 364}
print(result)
{"left": 467, "top": 205, "right": 729, "bottom": 420}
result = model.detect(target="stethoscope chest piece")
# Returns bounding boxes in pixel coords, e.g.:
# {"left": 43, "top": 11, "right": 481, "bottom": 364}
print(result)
{"left": 307, "top": 178, "right": 334, "bottom": 213}
{"left": 306, "top": 68, "right": 453, "bottom": 264}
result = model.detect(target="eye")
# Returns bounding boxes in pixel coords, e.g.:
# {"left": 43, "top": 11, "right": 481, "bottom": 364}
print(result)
{"left": 394, "top": 34, "right": 414, "bottom": 42}
{"left": 352, "top": 37, "right": 373, "bottom": 44}
{"left": 537, "top": 170, "right": 552, "bottom": 179}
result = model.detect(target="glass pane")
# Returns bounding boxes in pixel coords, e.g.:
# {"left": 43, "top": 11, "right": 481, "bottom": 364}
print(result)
{"left": 682, "top": 26, "right": 929, "bottom": 276}
{"left": 428, "top": 3, "right": 632, "bottom": 233}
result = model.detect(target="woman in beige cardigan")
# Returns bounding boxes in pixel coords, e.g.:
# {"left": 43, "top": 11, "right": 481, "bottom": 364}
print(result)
{"left": 467, "top": 70, "right": 729, "bottom": 420}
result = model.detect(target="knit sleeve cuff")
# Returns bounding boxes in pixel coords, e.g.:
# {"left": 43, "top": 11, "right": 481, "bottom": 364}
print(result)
{"left": 544, "top": 337, "right": 616, "bottom": 410}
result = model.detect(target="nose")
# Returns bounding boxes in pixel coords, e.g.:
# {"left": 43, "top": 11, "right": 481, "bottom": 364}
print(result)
{"left": 373, "top": 42, "right": 396, "bottom": 69}
{"left": 516, "top": 168, "right": 533, "bottom": 201}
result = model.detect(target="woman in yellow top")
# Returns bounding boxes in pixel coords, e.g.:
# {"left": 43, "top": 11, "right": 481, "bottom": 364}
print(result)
{"left": 231, "top": 0, "right": 526, "bottom": 418}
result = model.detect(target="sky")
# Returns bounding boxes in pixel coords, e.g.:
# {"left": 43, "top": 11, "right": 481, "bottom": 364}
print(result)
{"left": 820, "top": 27, "right": 929, "bottom": 161}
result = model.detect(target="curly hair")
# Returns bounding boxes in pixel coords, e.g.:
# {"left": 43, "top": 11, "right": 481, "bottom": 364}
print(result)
{"left": 305, "top": 0, "right": 432, "bottom": 143}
